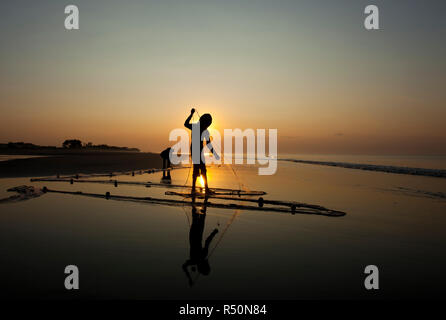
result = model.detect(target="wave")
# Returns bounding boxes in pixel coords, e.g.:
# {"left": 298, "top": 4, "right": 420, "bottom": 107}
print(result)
{"left": 280, "top": 159, "right": 446, "bottom": 178}
{"left": 390, "top": 187, "right": 445, "bottom": 200}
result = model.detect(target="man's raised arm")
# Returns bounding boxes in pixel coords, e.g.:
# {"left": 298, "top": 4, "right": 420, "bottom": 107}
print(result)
{"left": 184, "top": 108, "right": 195, "bottom": 130}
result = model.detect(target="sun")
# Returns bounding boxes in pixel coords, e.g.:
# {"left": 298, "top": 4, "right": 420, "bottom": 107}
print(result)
{"left": 199, "top": 175, "right": 205, "bottom": 189}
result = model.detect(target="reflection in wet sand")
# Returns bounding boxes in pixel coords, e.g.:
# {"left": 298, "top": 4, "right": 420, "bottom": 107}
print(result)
{"left": 182, "top": 196, "right": 219, "bottom": 286}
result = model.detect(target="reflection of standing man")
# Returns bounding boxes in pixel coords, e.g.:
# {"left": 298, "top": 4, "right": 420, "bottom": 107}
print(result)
{"left": 182, "top": 197, "right": 219, "bottom": 286}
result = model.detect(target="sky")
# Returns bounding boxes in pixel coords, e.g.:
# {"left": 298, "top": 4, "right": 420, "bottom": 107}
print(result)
{"left": 0, "top": 0, "right": 445, "bottom": 154}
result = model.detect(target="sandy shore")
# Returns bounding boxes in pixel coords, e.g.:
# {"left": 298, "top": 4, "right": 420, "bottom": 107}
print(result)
{"left": 0, "top": 152, "right": 162, "bottom": 178}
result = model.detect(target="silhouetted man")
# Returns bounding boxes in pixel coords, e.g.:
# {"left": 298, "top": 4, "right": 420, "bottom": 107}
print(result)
{"left": 184, "top": 108, "right": 219, "bottom": 194}
{"left": 160, "top": 147, "right": 172, "bottom": 181}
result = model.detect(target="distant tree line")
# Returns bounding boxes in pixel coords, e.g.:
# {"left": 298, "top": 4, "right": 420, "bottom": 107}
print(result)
{"left": 62, "top": 139, "right": 140, "bottom": 151}
{"left": 1, "top": 142, "right": 57, "bottom": 149}
{"left": 1, "top": 141, "right": 139, "bottom": 152}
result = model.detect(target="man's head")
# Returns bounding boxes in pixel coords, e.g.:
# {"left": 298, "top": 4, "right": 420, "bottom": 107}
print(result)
{"left": 199, "top": 113, "right": 212, "bottom": 130}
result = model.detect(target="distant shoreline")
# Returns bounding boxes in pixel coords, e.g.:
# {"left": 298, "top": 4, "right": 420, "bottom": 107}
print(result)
{"left": 0, "top": 155, "right": 51, "bottom": 162}
{"left": 3, "top": 150, "right": 445, "bottom": 179}
{"left": 0, "top": 151, "right": 161, "bottom": 178}
{"left": 0, "top": 148, "right": 142, "bottom": 156}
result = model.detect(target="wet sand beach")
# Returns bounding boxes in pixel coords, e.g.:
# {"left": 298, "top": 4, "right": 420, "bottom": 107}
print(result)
{"left": 0, "top": 152, "right": 162, "bottom": 178}
{"left": 1, "top": 155, "right": 445, "bottom": 299}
